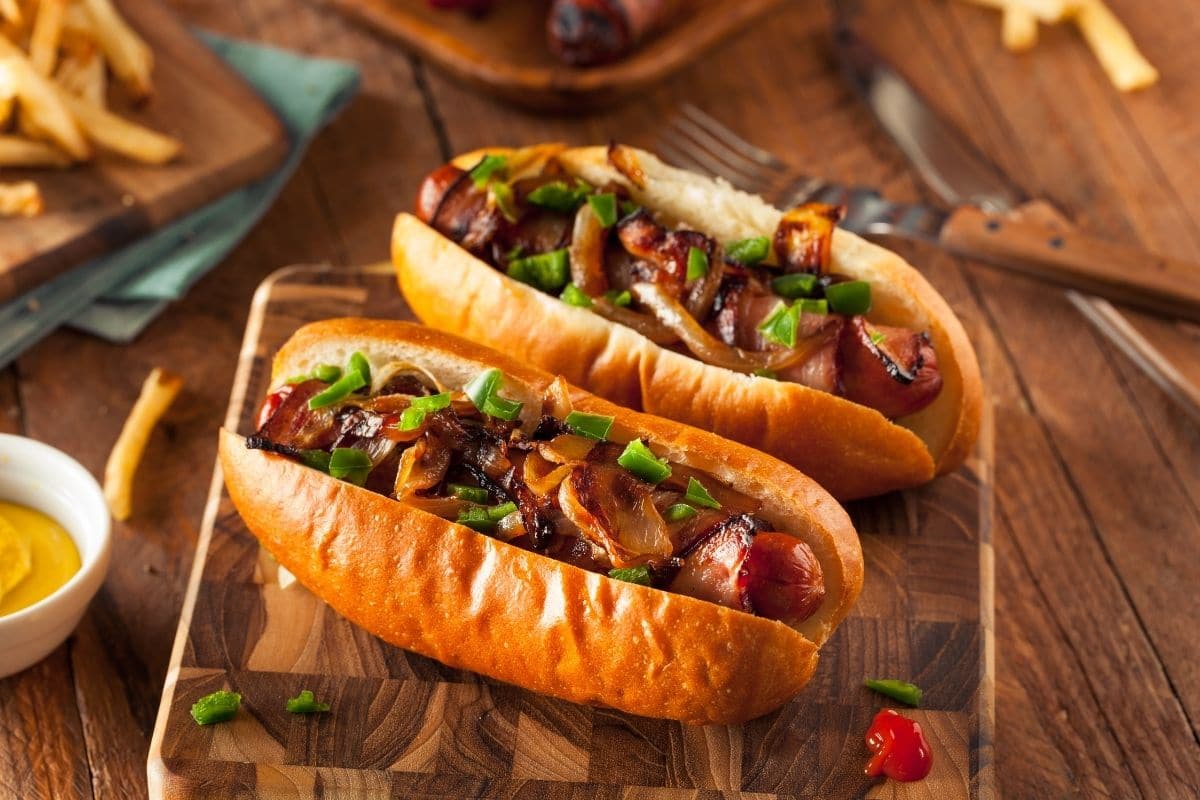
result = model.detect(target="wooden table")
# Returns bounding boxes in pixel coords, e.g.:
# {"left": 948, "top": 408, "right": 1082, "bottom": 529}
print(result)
{"left": 1, "top": 0, "right": 1197, "bottom": 797}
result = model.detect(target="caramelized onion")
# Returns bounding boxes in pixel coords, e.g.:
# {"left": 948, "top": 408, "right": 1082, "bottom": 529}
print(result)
{"left": 591, "top": 298, "right": 681, "bottom": 345}
{"left": 393, "top": 435, "right": 451, "bottom": 498}
{"left": 630, "top": 283, "right": 827, "bottom": 374}
{"left": 607, "top": 142, "right": 646, "bottom": 189}
{"left": 495, "top": 511, "right": 526, "bottom": 541}
{"left": 685, "top": 245, "right": 724, "bottom": 321}
{"left": 523, "top": 449, "right": 574, "bottom": 496}
{"left": 773, "top": 203, "right": 844, "bottom": 274}
{"left": 402, "top": 495, "right": 468, "bottom": 519}
{"left": 504, "top": 143, "right": 568, "bottom": 183}
{"left": 371, "top": 361, "right": 444, "bottom": 396}
{"left": 538, "top": 433, "right": 597, "bottom": 464}
{"left": 568, "top": 201, "right": 609, "bottom": 296}
{"left": 544, "top": 376, "right": 574, "bottom": 420}
{"left": 558, "top": 464, "right": 673, "bottom": 567}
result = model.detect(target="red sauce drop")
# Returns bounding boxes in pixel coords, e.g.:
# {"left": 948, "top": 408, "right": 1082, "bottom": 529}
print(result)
{"left": 864, "top": 708, "right": 932, "bottom": 782}
{"left": 255, "top": 386, "right": 292, "bottom": 431}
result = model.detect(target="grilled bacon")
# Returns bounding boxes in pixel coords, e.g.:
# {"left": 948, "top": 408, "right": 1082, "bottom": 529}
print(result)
{"left": 253, "top": 380, "right": 827, "bottom": 624}
{"left": 254, "top": 380, "right": 337, "bottom": 451}
{"left": 413, "top": 158, "right": 943, "bottom": 420}
{"left": 668, "top": 514, "right": 756, "bottom": 612}
{"left": 616, "top": 209, "right": 714, "bottom": 295}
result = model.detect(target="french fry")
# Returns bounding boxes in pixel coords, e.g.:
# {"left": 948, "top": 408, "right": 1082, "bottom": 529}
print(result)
{"left": 55, "top": 43, "right": 106, "bottom": 106}
{"left": 958, "top": 0, "right": 1073, "bottom": 23}
{"left": 1013, "top": 0, "right": 1074, "bottom": 23}
{"left": 60, "top": 2, "right": 92, "bottom": 38}
{"left": 103, "top": 368, "right": 184, "bottom": 521}
{"left": 0, "top": 37, "right": 90, "bottom": 160}
{"left": 0, "top": 180, "right": 43, "bottom": 217}
{"left": 0, "top": 134, "right": 71, "bottom": 166}
{"left": 1072, "top": 0, "right": 1158, "bottom": 91}
{"left": 57, "top": 87, "right": 179, "bottom": 164}
{"left": 29, "top": 0, "right": 66, "bottom": 76}
{"left": 0, "top": 0, "right": 20, "bottom": 26}
{"left": 79, "top": 0, "right": 152, "bottom": 101}
{"left": 1002, "top": 3, "right": 1039, "bottom": 52}
{"left": 0, "top": 60, "right": 14, "bottom": 125}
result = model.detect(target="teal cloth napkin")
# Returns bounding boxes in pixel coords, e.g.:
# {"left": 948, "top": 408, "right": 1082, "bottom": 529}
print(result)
{"left": 0, "top": 31, "right": 360, "bottom": 366}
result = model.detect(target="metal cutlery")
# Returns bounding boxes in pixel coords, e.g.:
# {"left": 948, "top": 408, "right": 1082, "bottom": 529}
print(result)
{"left": 653, "top": 103, "right": 1200, "bottom": 422}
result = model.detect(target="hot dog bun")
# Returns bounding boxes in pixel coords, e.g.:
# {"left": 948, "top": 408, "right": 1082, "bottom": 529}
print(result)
{"left": 393, "top": 145, "right": 983, "bottom": 499}
{"left": 220, "top": 319, "right": 862, "bottom": 724}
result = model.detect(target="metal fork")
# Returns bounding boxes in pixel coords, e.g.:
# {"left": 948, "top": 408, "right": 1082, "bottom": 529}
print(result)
{"left": 650, "top": 105, "right": 946, "bottom": 240}
{"left": 649, "top": 104, "right": 1200, "bottom": 423}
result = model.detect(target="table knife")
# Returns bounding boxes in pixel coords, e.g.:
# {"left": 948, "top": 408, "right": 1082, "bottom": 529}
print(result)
{"left": 827, "top": 22, "right": 1200, "bottom": 422}
{"left": 823, "top": 27, "right": 1200, "bottom": 324}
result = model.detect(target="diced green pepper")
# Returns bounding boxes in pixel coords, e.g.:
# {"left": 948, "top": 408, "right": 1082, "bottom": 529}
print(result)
{"left": 617, "top": 439, "right": 672, "bottom": 484}
{"left": 190, "top": 690, "right": 241, "bottom": 726}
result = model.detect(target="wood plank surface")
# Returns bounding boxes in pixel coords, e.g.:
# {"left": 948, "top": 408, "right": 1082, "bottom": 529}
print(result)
{"left": 0, "top": 0, "right": 288, "bottom": 303}
{"left": 146, "top": 265, "right": 993, "bottom": 799}
{"left": 0, "top": 0, "right": 1197, "bottom": 797}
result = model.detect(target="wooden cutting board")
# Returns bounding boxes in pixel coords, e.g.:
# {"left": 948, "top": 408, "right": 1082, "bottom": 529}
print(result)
{"left": 148, "top": 263, "right": 995, "bottom": 799}
{"left": 0, "top": 0, "right": 287, "bottom": 304}
{"left": 327, "top": 0, "right": 786, "bottom": 111}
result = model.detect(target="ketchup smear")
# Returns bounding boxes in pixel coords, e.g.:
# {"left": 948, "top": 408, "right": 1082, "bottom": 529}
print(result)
{"left": 864, "top": 709, "right": 932, "bottom": 782}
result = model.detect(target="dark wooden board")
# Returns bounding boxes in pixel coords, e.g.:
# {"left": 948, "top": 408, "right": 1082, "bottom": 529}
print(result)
{"left": 0, "top": 0, "right": 288, "bottom": 303}
{"left": 326, "top": 0, "right": 786, "bottom": 111}
{"left": 147, "top": 263, "right": 994, "bottom": 799}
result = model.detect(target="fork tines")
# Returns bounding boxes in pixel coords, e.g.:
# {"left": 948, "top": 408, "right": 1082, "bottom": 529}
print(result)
{"left": 657, "top": 104, "right": 837, "bottom": 208}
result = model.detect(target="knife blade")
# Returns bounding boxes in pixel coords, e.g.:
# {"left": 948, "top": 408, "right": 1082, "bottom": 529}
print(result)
{"left": 829, "top": 19, "right": 1200, "bottom": 422}
{"left": 823, "top": 25, "right": 1200, "bottom": 324}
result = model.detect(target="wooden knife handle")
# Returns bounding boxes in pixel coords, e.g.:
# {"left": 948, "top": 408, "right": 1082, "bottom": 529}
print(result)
{"left": 939, "top": 205, "right": 1200, "bottom": 322}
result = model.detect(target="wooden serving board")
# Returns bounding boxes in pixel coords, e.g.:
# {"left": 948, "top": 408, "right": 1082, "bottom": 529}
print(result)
{"left": 0, "top": 0, "right": 287, "bottom": 304}
{"left": 327, "top": 0, "right": 786, "bottom": 111}
{"left": 148, "top": 263, "right": 994, "bottom": 799}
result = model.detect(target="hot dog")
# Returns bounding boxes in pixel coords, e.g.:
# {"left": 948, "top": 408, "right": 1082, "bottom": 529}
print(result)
{"left": 219, "top": 319, "right": 863, "bottom": 724}
{"left": 393, "top": 144, "right": 984, "bottom": 499}
{"left": 547, "top": 0, "right": 682, "bottom": 66}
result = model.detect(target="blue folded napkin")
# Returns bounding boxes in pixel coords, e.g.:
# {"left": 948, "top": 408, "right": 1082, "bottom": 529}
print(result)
{"left": 0, "top": 31, "right": 360, "bottom": 367}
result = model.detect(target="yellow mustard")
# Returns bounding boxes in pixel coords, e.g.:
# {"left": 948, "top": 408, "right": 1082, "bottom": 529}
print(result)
{"left": 0, "top": 502, "right": 80, "bottom": 617}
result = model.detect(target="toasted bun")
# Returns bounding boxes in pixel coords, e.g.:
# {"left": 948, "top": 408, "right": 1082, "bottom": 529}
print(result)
{"left": 221, "top": 319, "right": 862, "bottom": 724}
{"left": 395, "top": 146, "right": 983, "bottom": 499}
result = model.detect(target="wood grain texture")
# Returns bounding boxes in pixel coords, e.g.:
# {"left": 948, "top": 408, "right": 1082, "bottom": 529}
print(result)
{"left": 938, "top": 205, "right": 1200, "bottom": 322}
{"left": 144, "top": 265, "right": 993, "bottom": 799}
{"left": 0, "top": 0, "right": 287, "bottom": 303}
{"left": 3, "top": 0, "right": 1200, "bottom": 797}
{"left": 326, "top": 0, "right": 787, "bottom": 111}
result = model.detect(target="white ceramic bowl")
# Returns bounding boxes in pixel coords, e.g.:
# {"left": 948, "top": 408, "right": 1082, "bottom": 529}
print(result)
{"left": 0, "top": 434, "right": 111, "bottom": 678}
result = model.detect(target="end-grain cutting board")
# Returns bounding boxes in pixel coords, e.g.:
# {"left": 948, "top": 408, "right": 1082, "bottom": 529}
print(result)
{"left": 0, "top": 0, "right": 287, "bottom": 303}
{"left": 148, "top": 263, "right": 994, "bottom": 799}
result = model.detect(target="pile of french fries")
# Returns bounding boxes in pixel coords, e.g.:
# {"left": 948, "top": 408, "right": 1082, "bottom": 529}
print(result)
{"left": 960, "top": 0, "right": 1158, "bottom": 92}
{"left": 0, "top": 0, "right": 182, "bottom": 217}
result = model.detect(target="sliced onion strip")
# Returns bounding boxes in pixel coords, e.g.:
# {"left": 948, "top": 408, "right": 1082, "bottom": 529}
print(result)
{"left": 568, "top": 201, "right": 609, "bottom": 296}
{"left": 631, "top": 282, "right": 828, "bottom": 374}
{"left": 592, "top": 298, "right": 680, "bottom": 345}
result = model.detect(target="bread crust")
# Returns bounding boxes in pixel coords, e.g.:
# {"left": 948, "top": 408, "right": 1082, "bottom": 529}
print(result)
{"left": 222, "top": 319, "right": 862, "bottom": 724}
{"left": 396, "top": 146, "right": 983, "bottom": 499}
